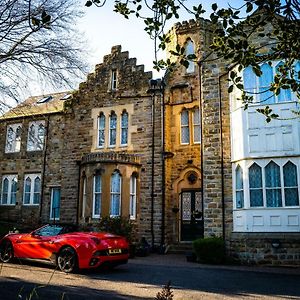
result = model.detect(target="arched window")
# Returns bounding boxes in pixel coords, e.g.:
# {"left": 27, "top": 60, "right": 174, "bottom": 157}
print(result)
{"left": 185, "top": 39, "right": 195, "bottom": 73}
{"left": 81, "top": 176, "right": 87, "bottom": 218}
{"left": 33, "top": 177, "right": 41, "bottom": 204}
{"left": 180, "top": 109, "right": 190, "bottom": 144}
{"left": 5, "top": 124, "right": 22, "bottom": 153}
{"left": 258, "top": 63, "right": 275, "bottom": 104}
{"left": 235, "top": 165, "right": 244, "bottom": 208}
{"left": 27, "top": 121, "right": 45, "bottom": 151}
{"left": 109, "top": 111, "right": 117, "bottom": 146}
{"left": 121, "top": 110, "right": 128, "bottom": 146}
{"left": 265, "top": 161, "right": 282, "bottom": 207}
{"left": 130, "top": 174, "right": 137, "bottom": 219}
{"left": 276, "top": 61, "right": 292, "bottom": 102}
{"left": 249, "top": 163, "right": 263, "bottom": 207}
{"left": 24, "top": 177, "right": 31, "bottom": 205}
{"left": 37, "top": 124, "right": 45, "bottom": 150}
{"left": 98, "top": 113, "right": 105, "bottom": 148}
{"left": 93, "top": 174, "right": 102, "bottom": 218}
{"left": 1, "top": 178, "right": 9, "bottom": 204}
{"left": 110, "top": 171, "right": 121, "bottom": 216}
{"left": 193, "top": 107, "right": 201, "bottom": 144}
{"left": 283, "top": 162, "right": 299, "bottom": 206}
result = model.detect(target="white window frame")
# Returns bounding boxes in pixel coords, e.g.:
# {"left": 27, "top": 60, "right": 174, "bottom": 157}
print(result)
{"left": 111, "top": 69, "right": 118, "bottom": 90}
{"left": 93, "top": 174, "right": 102, "bottom": 218}
{"left": 27, "top": 121, "right": 45, "bottom": 152}
{"left": 185, "top": 39, "right": 195, "bottom": 74}
{"left": 50, "top": 187, "right": 61, "bottom": 221}
{"left": 5, "top": 124, "right": 22, "bottom": 153}
{"left": 129, "top": 175, "right": 137, "bottom": 220}
{"left": 120, "top": 110, "right": 128, "bottom": 146}
{"left": 180, "top": 109, "right": 190, "bottom": 145}
{"left": 110, "top": 171, "right": 121, "bottom": 217}
{"left": 242, "top": 60, "right": 299, "bottom": 104}
{"left": 109, "top": 112, "right": 117, "bottom": 147}
{"left": 1, "top": 175, "right": 18, "bottom": 205}
{"left": 23, "top": 174, "right": 41, "bottom": 206}
{"left": 233, "top": 159, "right": 300, "bottom": 210}
{"left": 97, "top": 113, "right": 105, "bottom": 148}
{"left": 82, "top": 176, "right": 87, "bottom": 218}
{"left": 192, "top": 108, "right": 201, "bottom": 144}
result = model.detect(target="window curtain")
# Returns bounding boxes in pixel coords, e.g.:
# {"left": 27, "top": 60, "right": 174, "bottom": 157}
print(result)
{"left": 283, "top": 162, "right": 299, "bottom": 206}
{"left": 265, "top": 162, "right": 282, "bottom": 207}
{"left": 249, "top": 163, "right": 263, "bottom": 207}
{"left": 111, "top": 172, "right": 121, "bottom": 216}
{"left": 235, "top": 166, "right": 244, "bottom": 208}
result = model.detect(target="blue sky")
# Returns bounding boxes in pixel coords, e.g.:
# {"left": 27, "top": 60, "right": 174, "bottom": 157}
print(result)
{"left": 78, "top": 0, "right": 245, "bottom": 78}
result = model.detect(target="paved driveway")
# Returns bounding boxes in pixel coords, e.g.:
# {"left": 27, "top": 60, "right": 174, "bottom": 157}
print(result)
{"left": 0, "top": 254, "right": 300, "bottom": 299}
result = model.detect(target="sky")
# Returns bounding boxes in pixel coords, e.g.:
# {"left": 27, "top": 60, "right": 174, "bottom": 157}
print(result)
{"left": 77, "top": 0, "right": 245, "bottom": 80}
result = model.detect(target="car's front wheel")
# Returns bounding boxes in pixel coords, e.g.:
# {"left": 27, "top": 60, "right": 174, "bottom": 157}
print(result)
{"left": 0, "top": 240, "right": 14, "bottom": 263}
{"left": 57, "top": 246, "right": 78, "bottom": 273}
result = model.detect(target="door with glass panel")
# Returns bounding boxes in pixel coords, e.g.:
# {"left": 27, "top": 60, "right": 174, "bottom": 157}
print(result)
{"left": 180, "top": 190, "right": 203, "bottom": 241}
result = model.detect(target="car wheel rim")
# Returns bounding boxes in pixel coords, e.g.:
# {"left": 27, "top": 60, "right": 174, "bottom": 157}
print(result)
{"left": 58, "top": 249, "right": 76, "bottom": 272}
{"left": 0, "top": 242, "right": 13, "bottom": 263}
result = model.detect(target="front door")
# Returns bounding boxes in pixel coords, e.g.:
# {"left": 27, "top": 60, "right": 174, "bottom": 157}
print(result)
{"left": 180, "top": 190, "right": 203, "bottom": 241}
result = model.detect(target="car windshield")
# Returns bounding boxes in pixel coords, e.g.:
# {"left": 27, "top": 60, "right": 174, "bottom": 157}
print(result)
{"left": 34, "top": 225, "right": 64, "bottom": 236}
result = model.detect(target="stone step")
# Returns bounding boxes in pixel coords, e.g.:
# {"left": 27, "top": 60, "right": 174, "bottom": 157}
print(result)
{"left": 166, "top": 243, "right": 193, "bottom": 254}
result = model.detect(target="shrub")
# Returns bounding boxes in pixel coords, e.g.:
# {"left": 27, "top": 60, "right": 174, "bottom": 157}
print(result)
{"left": 155, "top": 281, "right": 173, "bottom": 300}
{"left": 192, "top": 237, "right": 225, "bottom": 264}
{"left": 95, "top": 216, "right": 135, "bottom": 243}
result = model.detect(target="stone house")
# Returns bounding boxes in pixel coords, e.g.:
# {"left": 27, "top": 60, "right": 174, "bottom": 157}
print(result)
{"left": 0, "top": 16, "right": 300, "bottom": 264}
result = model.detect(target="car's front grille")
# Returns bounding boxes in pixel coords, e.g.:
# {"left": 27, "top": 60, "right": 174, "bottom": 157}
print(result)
{"left": 93, "top": 248, "right": 128, "bottom": 257}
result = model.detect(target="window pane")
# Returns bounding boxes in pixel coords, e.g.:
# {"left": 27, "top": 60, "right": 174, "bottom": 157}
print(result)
{"left": 94, "top": 193, "right": 101, "bottom": 216}
{"left": 236, "top": 191, "right": 244, "bottom": 208}
{"left": 24, "top": 177, "right": 31, "bottom": 204}
{"left": 33, "top": 177, "right": 41, "bottom": 204}
{"left": 110, "top": 113, "right": 117, "bottom": 146}
{"left": 276, "top": 61, "right": 292, "bottom": 102}
{"left": 236, "top": 166, "right": 243, "bottom": 189}
{"left": 11, "top": 178, "right": 17, "bottom": 205}
{"left": 185, "top": 40, "right": 195, "bottom": 73}
{"left": 266, "top": 189, "right": 282, "bottom": 207}
{"left": 283, "top": 162, "right": 297, "bottom": 187}
{"left": 121, "top": 112, "right": 128, "bottom": 145}
{"left": 243, "top": 66, "right": 257, "bottom": 95}
{"left": 249, "top": 163, "right": 263, "bottom": 207}
{"left": 98, "top": 114, "right": 105, "bottom": 147}
{"left": 285, "top": 188, "right": 299, "bottom": 206}
{"left": 111, "top": 172, "right": 121, "bottom": 216}
{"left": 37, "top": 124, "right": 45, "bottom": 150}
{"left": 130, "top": 176, "right": 137, "bottom": 219}
{"left": 193, "top": 108, "right": 201, "bottom": 143}
{"left": 51, "top": 188, "right": 61, "bottom": 219}
{"left": 111, "top": 194, "right": 120, "bottom": 216}
{"left": 2, "top": 178, "right": 9, "bottom": 204}
{"left": 250, "top": 190, "right": 263, "bottom": 207}
{"left": 181, "top": 110, "right": 189, "bottom": 125}
{"left": 181, "top": 127, "right": 190, "bottom": 144}
{"left": 265, "top": 162, "right": 281, "bottom": 187}
{"left": 259, "top": 63, "right": 275, "bottom": 104}
{"left": 94, "top": 175, "right": 101, "bottom": 193}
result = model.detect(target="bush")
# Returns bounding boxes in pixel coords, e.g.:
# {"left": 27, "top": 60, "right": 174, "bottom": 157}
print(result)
{"left": 192, "top": 237, "right": 225, "bottom": 264}
{"left": 95, "top": 216, "right": 135, "bottom": 243}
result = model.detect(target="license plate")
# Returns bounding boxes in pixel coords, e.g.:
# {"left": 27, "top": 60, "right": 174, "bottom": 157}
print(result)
{"left": 109, "top": 249, "right": 122, "bottom": 255}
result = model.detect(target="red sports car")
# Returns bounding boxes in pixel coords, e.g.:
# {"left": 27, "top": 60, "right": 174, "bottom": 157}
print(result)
{"left": 0, "top": 224, "right": 129, "bottom": 273}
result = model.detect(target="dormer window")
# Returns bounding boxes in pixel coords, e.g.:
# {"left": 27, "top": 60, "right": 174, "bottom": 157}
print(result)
{"left": 111, "top": 69, "right": 117, "bottom": 90}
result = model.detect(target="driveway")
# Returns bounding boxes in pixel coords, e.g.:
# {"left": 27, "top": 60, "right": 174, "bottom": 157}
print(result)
{"left": 0, "top": 254, "right": 300, "bottom": 299}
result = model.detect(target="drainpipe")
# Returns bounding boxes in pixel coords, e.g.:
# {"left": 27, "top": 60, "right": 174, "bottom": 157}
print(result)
{"left": 197, "top": 63, "right": 205, "bottom": 238}
{"left": 218, "top": 73, "right": 227, "bottom": 242}
{"left": 161, "top": 80, "right": 166, "bottom": 249}
{"left": 39, "top": 115, "right": 50, "bottom": 223}
{"left": 76, "top": 160, "right": 81, "bottom": 225}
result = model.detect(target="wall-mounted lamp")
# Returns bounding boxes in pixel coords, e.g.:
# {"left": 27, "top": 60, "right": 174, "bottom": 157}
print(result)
{"left": 271, "top": 239, "right": 281, "bottom": 249}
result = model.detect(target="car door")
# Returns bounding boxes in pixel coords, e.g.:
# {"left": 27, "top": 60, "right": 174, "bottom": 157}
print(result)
{"left": 14, "top": 225, "right": 59, "bottom": 260}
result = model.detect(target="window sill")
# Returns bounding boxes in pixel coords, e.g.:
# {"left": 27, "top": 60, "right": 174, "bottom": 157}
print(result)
{"left": 22, "top": 204, "right": 40, "bottom": 207}
{"left": 0, "top": 204, "right": 16, "bottom": 206}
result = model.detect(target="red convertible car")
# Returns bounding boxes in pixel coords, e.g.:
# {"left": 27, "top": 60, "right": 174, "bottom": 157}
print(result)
{"left": 0, "top": 224, "right": 129, "bottom": 273}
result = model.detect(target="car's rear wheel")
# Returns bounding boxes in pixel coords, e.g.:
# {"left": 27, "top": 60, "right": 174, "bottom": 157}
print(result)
{"left": 0, "top": 240, "right": 14, "bottom": 263}
{"left": 57, "top": 246, "right": 78, "bottom": 273}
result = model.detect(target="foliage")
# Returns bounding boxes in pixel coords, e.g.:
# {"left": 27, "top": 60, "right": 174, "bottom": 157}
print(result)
{"left": 193, "top": 237, "right": 225, "bottom": 264}
{"left": 155, "top": 281, "right": 173, "bottom": 300}
{"left": 86, "top": 0, "right": 300, "bottom": 120}
{"left": 96, "top": 216, "right": 136, "bottom": 243}
{"left": 0, "top": 0, "right": 88, "bottom": 113}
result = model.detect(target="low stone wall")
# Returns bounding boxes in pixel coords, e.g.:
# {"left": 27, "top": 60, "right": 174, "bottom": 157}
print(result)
{"left": 228, "top": 232, "right": 300, "bottom": 265}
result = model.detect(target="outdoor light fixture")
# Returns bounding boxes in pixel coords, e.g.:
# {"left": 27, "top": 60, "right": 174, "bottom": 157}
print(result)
{"left": 271, "top": 239, "right": 281, "bottom": 249}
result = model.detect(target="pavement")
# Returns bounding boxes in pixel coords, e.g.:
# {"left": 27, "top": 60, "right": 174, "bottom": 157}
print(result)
{"left": 130, "top": 252, "right": 300, "bottom": 275}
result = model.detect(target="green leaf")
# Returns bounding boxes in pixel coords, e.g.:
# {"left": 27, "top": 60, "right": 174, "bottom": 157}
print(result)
{"left": 228, "top": 85, "right": 234, "bottom": 93}
{"left": 212, "top": 3, "right": 218, "bottom": 11}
